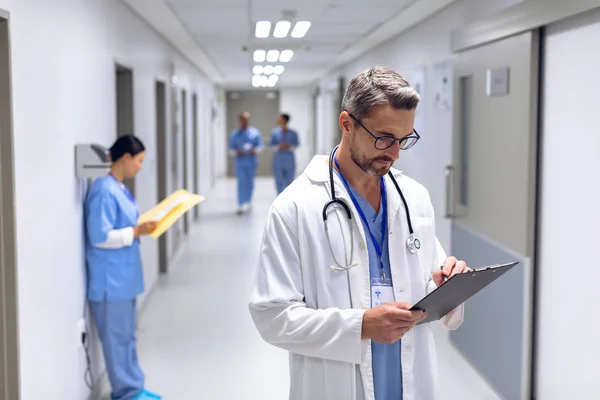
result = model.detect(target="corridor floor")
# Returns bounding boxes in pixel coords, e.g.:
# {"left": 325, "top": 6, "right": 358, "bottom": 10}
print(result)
{"left": 128, "top": 177, "right": 502, "bottom": 399}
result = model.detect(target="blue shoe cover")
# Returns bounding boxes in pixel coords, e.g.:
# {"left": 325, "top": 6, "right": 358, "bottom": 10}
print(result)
{"left": 133, "top": 389, "right": 162, "bottom": 399}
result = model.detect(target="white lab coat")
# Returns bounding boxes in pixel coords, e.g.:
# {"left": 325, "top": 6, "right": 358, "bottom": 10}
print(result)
{"left": 249, "top": 155, "right": 464, "bottom": 400}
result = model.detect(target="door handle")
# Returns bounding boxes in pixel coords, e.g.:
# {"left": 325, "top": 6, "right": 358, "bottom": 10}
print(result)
{"left": 444, "top": 165, "right": 455, "bottom": 219}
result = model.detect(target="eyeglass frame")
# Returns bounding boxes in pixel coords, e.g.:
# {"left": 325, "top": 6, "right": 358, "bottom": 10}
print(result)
{"left": 348, "top": 113, "right": 420, "bottom": 151}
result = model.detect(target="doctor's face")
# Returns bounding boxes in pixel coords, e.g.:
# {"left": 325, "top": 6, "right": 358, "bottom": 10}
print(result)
{"left": 342, "top": 104, "right": 416, "bottom": 177}
{"left": 123, "top": 151, "right": 146, "bottom": 178}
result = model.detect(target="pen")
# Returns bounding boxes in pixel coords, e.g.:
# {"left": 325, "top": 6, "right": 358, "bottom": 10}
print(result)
{"left": 440, "top": 266, "right": 448, "bottom": 282}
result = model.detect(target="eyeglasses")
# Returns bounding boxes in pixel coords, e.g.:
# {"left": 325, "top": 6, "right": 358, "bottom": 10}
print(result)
{"left": 349, "top": 113, "right": 420, "bottom": 151}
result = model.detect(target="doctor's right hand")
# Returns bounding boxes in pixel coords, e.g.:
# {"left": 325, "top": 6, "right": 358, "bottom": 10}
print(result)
{"left": 361, "top": 302, "right": 427, "bottom": 344}
{"left": 133, "top": 221, "right": 158, "bottom": 237}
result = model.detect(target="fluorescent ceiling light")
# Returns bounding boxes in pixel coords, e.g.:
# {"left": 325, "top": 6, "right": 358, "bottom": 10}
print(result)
{"left": 279, "top": 50, "right": 294, "bottom": 62}
{"left": 255, "top": 21, "right": 271, "bottom": 38}
{"left": 273, "top": 21, "right": 292, "bottom": 38}
{"left": 273, "top": 65, "right": 285, "bottom": 74}
{"left": 253, "top": 65, "right": 264, "bottom": 74}
{"left": 254, "top": 50, "right": 266, "bottom": 62}
{"left": 267, "top": 74, "right": 279, "bottom": 87}
{"left": 266, "top": 50, "right": 280, "bottom": 63}
{"left": 252, "top": 75, "right": 262, "bottom": 87}
{"left": 291, "top": 21, "right": 311, "bottom": 38}
{"left": 262, "top": 75, "right": 270, "bottom": 87}
{"left": 263, "top": 65, "right": 274, "bottom": 75}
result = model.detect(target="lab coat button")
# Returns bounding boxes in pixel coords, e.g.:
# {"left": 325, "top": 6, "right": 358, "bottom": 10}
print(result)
{"left": 359, "top": 242, "right": 366, "bottom": 250}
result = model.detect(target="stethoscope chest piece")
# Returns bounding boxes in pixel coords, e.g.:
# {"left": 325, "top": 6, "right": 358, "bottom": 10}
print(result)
{"left": 406, "top": 233, "right": 421, "bottom": 254}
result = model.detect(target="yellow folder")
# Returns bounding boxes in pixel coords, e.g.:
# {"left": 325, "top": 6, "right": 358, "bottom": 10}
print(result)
{"left": 138, "top": 189, "right": 206, "bottom": 238}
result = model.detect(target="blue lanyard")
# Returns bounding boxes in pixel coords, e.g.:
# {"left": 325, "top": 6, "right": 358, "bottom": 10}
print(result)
{"left": 334, "top": 155, "right": 388, "bottom": 279}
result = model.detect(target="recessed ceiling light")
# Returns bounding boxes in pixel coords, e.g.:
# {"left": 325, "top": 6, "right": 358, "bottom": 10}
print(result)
{"left": 252, "top": 75, "right": 262, "bottom": 87}
{"left": 263, "top": 65, "right": 274, "bottom": 75}
{"left": 273, "top": 21, "right": 292, "bottom": 38}
{"left": 253, "top": 65, "right": 264, "bottom": 74}
{"left": 273, "top": 65, "right": 285, "bottom": 75}
{"left": 279, "top": 50, "right": 294, "bottom": 62}
{"left": 255, "top": 21, "right": 271, "bottom": 38}
{"left": 253, "top": 50, "right": 266, "bottom": 62}
{"left": 262, "top": 75, "right": 270, "bottom": 87}
{"left": 266, "top": 50, "right": 280, "bottom": 63}
{"left": 291, "top": 21, "right": 311, "bottom": 38}
{"left": 267, "top": 74, "right": 279, "bottom": 87}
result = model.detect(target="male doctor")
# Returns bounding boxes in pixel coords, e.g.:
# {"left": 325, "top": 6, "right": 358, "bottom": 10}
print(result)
{"left": 249, "top": 67, "right": 469, "bottom": 400}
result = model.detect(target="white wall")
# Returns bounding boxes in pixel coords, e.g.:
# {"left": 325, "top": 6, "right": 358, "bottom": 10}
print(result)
{"left": 312, "top": 0, "right": 525, "bottom": 252}
{"left": 536, "top": 9, "right": 600, "bottom": 398}
{"left": 0, "top": 0, "right": 222, "bottom": 398}
{"left": 279, "top": 87, "right": 314, "bottom": 174}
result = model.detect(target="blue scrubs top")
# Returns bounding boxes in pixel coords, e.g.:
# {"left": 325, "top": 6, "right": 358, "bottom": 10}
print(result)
{"left": 336, "top": 171, "right": 403, "bottom": 400}
{"left": 270, "top": 127, "right": 299, "bottom": 169}
{"left": 229, "top": 126, "right": 263, "bottom": 166}
{"left": 85, "top": 176, "right": 144, "bottom": 302}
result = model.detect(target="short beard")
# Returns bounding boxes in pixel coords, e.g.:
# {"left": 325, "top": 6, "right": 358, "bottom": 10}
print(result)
{"left": 349, "top": 137, "right": 393, "bottom": 177}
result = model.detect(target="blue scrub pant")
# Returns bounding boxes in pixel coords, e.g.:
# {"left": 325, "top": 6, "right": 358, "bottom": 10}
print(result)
{"left": 90, "top": 299, "right": 144, "bottom": 400}
{"left": 274, "top": 166, "right": 295, "bottom": 194}
{"left": 235, "top": 158, "right": 257, "bottom": 206}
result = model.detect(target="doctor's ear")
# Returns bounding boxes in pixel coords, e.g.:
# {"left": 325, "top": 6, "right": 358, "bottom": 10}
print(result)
{"left": 339, "top": 112, "right": 354, "bottom": 137}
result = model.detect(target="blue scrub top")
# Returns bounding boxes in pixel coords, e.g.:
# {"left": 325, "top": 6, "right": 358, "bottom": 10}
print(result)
{"left": 270, "top": 127, "right": 299, "bottom": 168}
{"left": 229, "top": 126, "right": 263, "bottom": 165}
{"left": 336, "top": 171, "right": 403, "bottom": 400}
{"left": 85, "top": 176, "right": 144, "bottom": 302}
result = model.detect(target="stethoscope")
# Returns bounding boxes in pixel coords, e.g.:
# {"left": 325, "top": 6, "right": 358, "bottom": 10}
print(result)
{"left": 323, "top": 145, "right": 421, "bottom": 271}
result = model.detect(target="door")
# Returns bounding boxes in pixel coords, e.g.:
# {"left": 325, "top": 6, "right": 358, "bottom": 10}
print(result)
{"left": 181, "top": 90, "right": 189, "bottom": 234}
{"left": 0, "top": 12, "right": 19, "bottom": 399}
{"left": 225, "top": 90, "right": 280, "bottom": 177}
{"left": 447, "top": 30, "right": 540, "bottom": 399}
{"left": 155, "top": 80, "right": 168, "bottom": 274}
{"left": 115, "top": 65, "right": 136, "bottom": 196}
{"left": 192, "top": 93, "right": 200, "bottom": 220}
{"left": 536, "top": 11, "right": 600, "bottom": 397}
{"left": 170, "top": 86, "right": 182, "bottom": 256}
{"left": 311, "top": 87, "right": 319, "bottom": 157}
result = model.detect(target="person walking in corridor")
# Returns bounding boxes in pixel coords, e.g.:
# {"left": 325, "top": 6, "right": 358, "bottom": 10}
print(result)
{"left": 270, "top": 113, "right": 300, "bottom": 195}
{"left": 229, "top": 112, "right": 264, "bottom": 214}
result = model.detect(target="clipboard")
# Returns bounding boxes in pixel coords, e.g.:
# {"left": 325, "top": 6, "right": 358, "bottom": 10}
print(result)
{"left": 410, "top": 261, "right": 519, "bottom": 325}
{"left": 137, "top": 189, "right": 206, "bottom": 238}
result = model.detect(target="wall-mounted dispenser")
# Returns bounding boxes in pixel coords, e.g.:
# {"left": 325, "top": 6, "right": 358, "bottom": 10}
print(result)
{"left": 75, "top": 144, "right": 111, "bottom": 178}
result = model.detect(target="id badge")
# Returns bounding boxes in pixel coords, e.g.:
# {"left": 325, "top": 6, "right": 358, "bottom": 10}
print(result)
{"left": 371, "top": 277, "right": 395, "bottom": 307}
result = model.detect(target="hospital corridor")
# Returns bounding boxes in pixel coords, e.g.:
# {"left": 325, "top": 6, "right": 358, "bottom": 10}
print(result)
{"left": 1, "top": 0, "right": 600, "bottom": 400}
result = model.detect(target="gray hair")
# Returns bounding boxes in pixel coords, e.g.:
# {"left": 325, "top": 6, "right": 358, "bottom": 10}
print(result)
{"left": 341, "top": 66, "right": 420, "bottom": 120}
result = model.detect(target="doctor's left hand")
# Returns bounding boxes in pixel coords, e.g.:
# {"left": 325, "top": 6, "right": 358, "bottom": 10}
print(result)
{"left": 432, "top": 256, "right": 469, "bottom": 287}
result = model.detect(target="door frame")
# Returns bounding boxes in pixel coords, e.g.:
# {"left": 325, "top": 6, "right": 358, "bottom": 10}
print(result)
{"left": 181, "top": 89, "right": 189, "bottom": 234}
{"left": 155, "top": 80, "right": 168, "bottom": 274}
{"left": 192, "top": 93, "right": 199, "bottom": 220}
{"left": 114, "top": 63, "right": 136, "bottom": 197}
{"left": 0, "top": 11, "right": 20, "bottom": 399}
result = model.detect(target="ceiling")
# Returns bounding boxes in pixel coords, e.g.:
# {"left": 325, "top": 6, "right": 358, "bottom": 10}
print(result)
{"left": 123, "top": 0, "right": 457, "bottom": 88}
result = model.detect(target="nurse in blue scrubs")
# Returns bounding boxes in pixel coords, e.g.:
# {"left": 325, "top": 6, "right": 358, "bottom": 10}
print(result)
{"left": 269, "top": 113, "right": 300, "bottom": 194}
{"left": 229, "top": 112, "right": 264, "bottom": 214}
{"left": 85, "top": 135, "right": 161, "bottom": 400}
